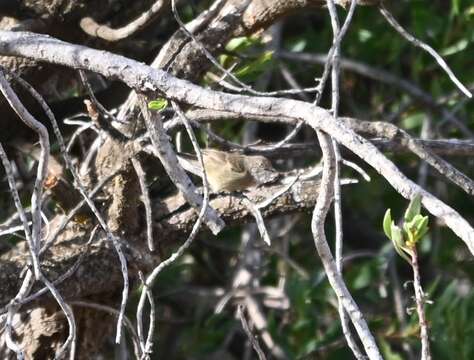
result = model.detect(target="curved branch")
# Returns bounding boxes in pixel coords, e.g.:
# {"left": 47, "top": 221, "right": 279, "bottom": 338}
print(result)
{"left": 80, "top": 0, "right": 169, "bottom": 42}
{"left": 1, "top": 31, "right": 473, "bottom": 253}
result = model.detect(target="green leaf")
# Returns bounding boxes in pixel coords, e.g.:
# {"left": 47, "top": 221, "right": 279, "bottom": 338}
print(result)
{"left": 391, "top": 224, "right": 411, "bottom": 263}
{"left": 225, "top": 36, "right": 260, "bottom": 52}
{"left": 358, "top": 29, "right": 373, "bottom": 43}
{"left": 410, "top": 214, "right": 426, "bottom": 231}
{"left": 234, "top": 51, "right": 274, "bottom": 80}
{"left": 415, "top": 215, "right": 429, "bottom": 240}
{"left": 352, "top": 264, "right": 373, "bottom": 290}
{"left": 391, "top": 224, "right": 404, "bottom": 248}
{"left": 451, "top": 0, "right": 460, "bottom": 16}
{"left": 218, "top": 53, "right": 232, "bottom": 67}
{"left": 403, "top": 221, "right": 412, "bottom": 241}
{"left": 383, "top": 209, "right": 393, "bottom": 240}
{"left": 467, "top": 5, "right": 474, "bottom": 16}
{"left": 441, "top": 38, "right": 468, "bottom": 56}
{"left": 404, "top": 193, "right": 422, "bottom": 222}
{"left": 148, "top": 98, "right": 168, "bottom": 111}
{"left": 380, "top": 337, "right": 404, "bottom": 360}
{"left": 402, "top": 112, "right": 425, "bottom": 130}
{"left": 289, "top": 39, "right": 307, "bottom": 52}
{"left": 404, "top": 214, "right": 424, "bottom": 235}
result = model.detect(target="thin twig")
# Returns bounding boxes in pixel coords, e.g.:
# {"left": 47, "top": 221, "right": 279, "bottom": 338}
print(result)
{"left": 313, "top": 0, "right": 358, "bottom": 105}
{"left": 136, "top": 271, "right": 156, "bottom": 359}
{"left": 2, "top": 31, "right": 473, "bottom": 255}
{"left": 279, "top": 51, "right": 473, "bottom": 137}
{"left": 135, "top": 174, "right": 209, "bottom": 356}
{"left": 135, "top": 98, "right": 213, "bottom": 356}
{"left": 18, "top": 226, "right": 99, "bottom": 307}
{"left": 171, "top": 0, "right": 313, "bottom": 98}
{"left": 0, "top": 69, "right": 47, "bottom": 277}
{"left": 6, "top": 69, "right": 129, "bottom": 345}
{"left": 0, "top": 71, "right": 77, "bottom": 359}
{"left": 4, "top": 270, "right": 34, "bottom": 360}
{"left": 244, "top": 295, "right": 287, "bottom": 359}
{"left": 163, "top": 109, "right": 474, "bottom": 157}
{"left": 379, "top": 3, "right": 472, "bottom": 98}
{"left": 143, "top": 282, "right": 156, "bottom": 359}
{"left": 79, "top": 70, "right": 119, "bottom": 123}
{"left": 242, "top": 197, "right": 272, "bottom": 246}
{"left": 71, "top": 301, "right": 141, "bottom": 359}
{"left": 341, "top": 117, "right": 474, "bottom": 195}
{"left": 170, "top": 0, "right": 254, "bottom": 93}
{"left": 311, "top": 131, "right": 382, "bottom": 360}
{"left": 171, "top": 101, "right": 212, "bottom": 211}
{"left": 237, "top": 304, "right": 267, "bottom": 360}
{"left": 388, "top": 255, "right": 416, "bottom": 359}
{"left": 38, "top": 275, "right": 77, "bottom": 359}
{"left": 325, "top": 0, "right": 367, "bottom": 357}
{"left": 137, "top": 95, "right": 224, "bottom": 234}
{"left": 40, "top": 170, "right": 119, "bottom": 254}
{"left": 80, "top": 0, "right": 169, "bottom": 42}
{"left": 131, "top": 157, "right": 155, "bottom": 252}
{"left": 409, "top": 247, "right": 431, "bottom": 360}
{"left": 0, "top": 145, "right": 37, "bottom": 273}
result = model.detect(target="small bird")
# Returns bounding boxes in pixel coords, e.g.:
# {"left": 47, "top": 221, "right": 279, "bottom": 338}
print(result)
{"left": 177, "top": 149, "right": 278, "bottom": 193}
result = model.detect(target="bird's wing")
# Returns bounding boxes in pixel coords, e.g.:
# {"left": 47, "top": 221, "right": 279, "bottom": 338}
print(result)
{"left": 226, "top": 154, "right": 247, "bottom": 174}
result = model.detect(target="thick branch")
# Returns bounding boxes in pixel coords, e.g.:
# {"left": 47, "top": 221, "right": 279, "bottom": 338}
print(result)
{"left": 0, "top": 178, "right": 321, "bottom": 310}
{"left": 1, "top": 31, "right": 472, "bottom": 255}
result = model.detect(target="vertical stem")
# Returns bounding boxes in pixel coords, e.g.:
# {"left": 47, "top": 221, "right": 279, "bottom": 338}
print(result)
{"left": 410, "top": 246, "right": 431, "bottom": 360}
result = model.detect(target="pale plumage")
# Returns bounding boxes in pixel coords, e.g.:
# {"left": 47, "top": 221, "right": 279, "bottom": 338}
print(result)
{"left": 177, "top": 149, "right": 277, "bottom": 192}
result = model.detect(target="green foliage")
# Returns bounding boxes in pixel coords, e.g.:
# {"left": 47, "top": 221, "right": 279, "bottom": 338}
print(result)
{"left": 404, "top": 193, "right": 422, "bottom": 222}
{"left": 379, "top": 337, "right": 404, "bottom": 360}
{"left": 225, "top": 36, "right": 262, "bottom": 52}
{"left": 219, "top": 36, "right": 275, "bottom": 83}
{"left": 429, "top": 282, "right": 474, "bottom": 359}
{"left": 148, "top": 98, "right": 168, "bottom": 111}
{"left": 132, "top": 3, "right": 473, "bottom": 358}
{"left": 233, "top": 51, "right": 274, "bottom": 81}
{"left": 401, "top": 112, "right": 426, "bottom": 130}
{"left": 383, "top": 194, "right": 429, "bottom": 263}
{"left": 184, "top": 313, "right": 236, "bottom": 355}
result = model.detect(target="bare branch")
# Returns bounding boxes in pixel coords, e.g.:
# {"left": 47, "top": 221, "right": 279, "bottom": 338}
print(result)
{"left": 410, "top": 247, "right": 432, "bottom": 360}
{"left": 0, "top": 69, "right": 48, "bottom": 276}
{"left": 3, "top": 68, "right": 129, "bottom": 345}
{"left": 131, "top": 157, "right": 155, "bottom": 252}
{"left": 341, "top": 117, "right": 474, "bottom": 195}
{"left": 1, "top": 30, "right": 473, "bottom": 258}
{"left": 379, "top": 3, "right": 472, "bottom": 98}
{"left": 279, "top": 51, "right": 473, "bottom": 137}
{"left": 0, "top": 72, "right": 77, "bottom": 359}
{"left": 325, "top": 0, "right": 367, "bottom": 357}
{"left": 311, "top": 130, "right": 381, "bottom": 360}
{"left": 80, "top": 0, "right": 169, "bottom": 42}
{"left": 237, "top": 304, "right": 268, "bottom": 360}
{"left": 137, "top": 95, "right": 224, "bottom": 234}
{"left": 71, "top": 301, "right": 141, "bottom": 359}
